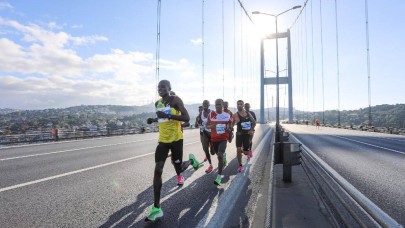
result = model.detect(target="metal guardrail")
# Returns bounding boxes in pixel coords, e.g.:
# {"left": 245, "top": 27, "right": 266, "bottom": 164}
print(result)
{"left": 290, "top": 133, "right": 402, "bottom": 228}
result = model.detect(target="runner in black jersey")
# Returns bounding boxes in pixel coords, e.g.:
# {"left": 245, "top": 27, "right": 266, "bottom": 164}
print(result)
{"left": 233, "top": 100, "right": 256, "bottom": 172}
{"left": 244, "top": 103, "right": 256, "bottom": 157}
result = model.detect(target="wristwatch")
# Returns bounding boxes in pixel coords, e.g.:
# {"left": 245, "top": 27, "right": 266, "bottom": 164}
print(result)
{"left": 167, "top": 114, "right": 172, "bottom": 120}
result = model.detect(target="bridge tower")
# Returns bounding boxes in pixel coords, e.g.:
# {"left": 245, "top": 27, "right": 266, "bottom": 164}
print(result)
{"left": 260, "top": 29, "right": 294, "bottom": 124}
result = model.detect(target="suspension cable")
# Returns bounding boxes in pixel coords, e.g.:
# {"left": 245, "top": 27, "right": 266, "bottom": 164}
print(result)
{"left": 365, "top": 0, "right": 372, "bottom": 126}
{"left": 311, "top": 0, "right": 315, "bottom": 120}
{"left": 222, "top": 0, "right": 225, "bottom": 98}
{"left": 233, "top": 0, "right": 235, "bottom": 107}
{"left": 300, "top": 17, "right": 305, "bottom": 122}
{"left": 320, "top": 0, "right": 325, "bottom": 124}
{"left": 155, "top": 0, "right": 161, "bottom": 101}
{"left": 240, "top": 7, "right": 244, "bottom": 100}
{"left": 305, "top": 6, "right": 309, "bottom": 122}
{"left": 202, "top": 0, "right": 205, "bottom": 99}
{"left": 334, "top": 0, "right": 341, "bottom": 126}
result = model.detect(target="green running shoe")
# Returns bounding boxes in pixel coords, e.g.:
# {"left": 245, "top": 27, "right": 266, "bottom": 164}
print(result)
{"left": 223, "top": 152, "right": 227, "bottom": 166}
{"left": 145, "top": 206, "right": 163, "bottom": 222}
{"left": 214, "top": 175, "right": 222, "bottom": 185}
{"left": 189, "top": 154, "right": 200, "bottom": 170}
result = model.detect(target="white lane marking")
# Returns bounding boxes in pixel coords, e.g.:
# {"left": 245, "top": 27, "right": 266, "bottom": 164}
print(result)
{"left": 0, "top": 139, "right": 155, "bottom": 161}
{"left": 0, "top": 152, "right": 153, "bottom": 193}
{"left": 0, "top": 140, "right": 200, "bottom": 193}
{"left": 0, "top": 134, "right": 153, "bottom": 150}
{"left": 333, "top": 135, "right": 405, "bottom": 155}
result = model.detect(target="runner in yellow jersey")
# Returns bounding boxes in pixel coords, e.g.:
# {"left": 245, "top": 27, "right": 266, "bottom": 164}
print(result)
{"left": 145, "top": 80, "right": 199, "bottom": 222}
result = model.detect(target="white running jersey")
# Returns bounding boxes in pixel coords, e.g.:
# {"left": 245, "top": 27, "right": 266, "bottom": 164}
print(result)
{"left": 200, "top": 110, "right": 211, "bottom": 132}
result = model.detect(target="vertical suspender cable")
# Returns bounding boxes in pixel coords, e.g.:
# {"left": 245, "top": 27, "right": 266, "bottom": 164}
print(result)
{"left": 365, "top": 0, "right": 372, "bottom": 126}
{"left": 305, "top": 6, "right": 309, "bottom": 122}
{"left": 233, "top": 0, "right": 236, "bottom": 107}
{"left": 311, "top": 0, "right": 316, "bottom": 120}
{"left": 155, "top": 0, "right": 161, "bottom": 101}
{"left": 319, "top": 0, "right": 325, "bottom": 124}
{"left": 334, "top": 0, "right": 341, "bottom": 126}
{"left": 202, "top": 0, "right": 205, "bottom": 99}
{"left": 240, "top": 8, "right": 244, "bottom": 100}
{"left": 222, "top": 0, "right": 225, "bottom": 98}
{"left": 245, "top": 16, "right": 248, "bottom": 101}
{"left": 300, "top": 17, "right": 305, "bottom": 122}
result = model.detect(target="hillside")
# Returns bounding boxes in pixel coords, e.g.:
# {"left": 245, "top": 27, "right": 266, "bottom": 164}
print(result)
{"left": 0, "top": 103, "right": 403, "bottom": 135}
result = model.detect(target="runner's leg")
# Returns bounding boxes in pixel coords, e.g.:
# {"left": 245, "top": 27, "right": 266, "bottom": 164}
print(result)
{"left": 153, "top": 142, "right": 169, "bottom": 208}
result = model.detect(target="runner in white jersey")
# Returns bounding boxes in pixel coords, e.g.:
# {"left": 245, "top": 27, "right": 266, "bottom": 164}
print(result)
{"left": 196, "top": 100, "right": 214, "bottom": 173}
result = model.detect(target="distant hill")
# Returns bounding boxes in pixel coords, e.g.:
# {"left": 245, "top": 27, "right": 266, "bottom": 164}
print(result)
{"left": 293, "top": 104, "right": 405, "bottom": 128}
{"left": 0, "top": 103, "right": 403, "bottom": 135}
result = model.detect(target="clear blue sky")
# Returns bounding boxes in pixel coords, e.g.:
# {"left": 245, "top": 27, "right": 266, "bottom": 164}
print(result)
{"left": 0, "top": 0, "right": 404, "bottom": 113}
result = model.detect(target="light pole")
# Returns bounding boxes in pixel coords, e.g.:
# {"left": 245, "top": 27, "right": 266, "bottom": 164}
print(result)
{"left": 253, "top": 5, "right": 301, "bottom": 142}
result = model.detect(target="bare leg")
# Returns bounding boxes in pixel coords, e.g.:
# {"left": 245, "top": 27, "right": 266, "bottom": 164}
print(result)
{"left": 153, "top": 161, "right": 165, "bottom": 208}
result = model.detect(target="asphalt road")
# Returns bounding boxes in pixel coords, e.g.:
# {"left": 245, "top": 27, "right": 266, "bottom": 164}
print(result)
{"left": 283, "top": 124, "right": 405, "bottom": 226}
{"left": 0, "top": 125, "right": 272, "bottom": 228}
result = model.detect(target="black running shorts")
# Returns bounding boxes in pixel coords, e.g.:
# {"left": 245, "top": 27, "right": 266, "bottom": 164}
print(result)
{"left": 211, "top": 140, "right": 227, "bottom": 154}
{"left": 155, "top": 139, "right": 183, "bottom": 163}
{"left": 236, "top": 133, "right": 250, "bottom": 151}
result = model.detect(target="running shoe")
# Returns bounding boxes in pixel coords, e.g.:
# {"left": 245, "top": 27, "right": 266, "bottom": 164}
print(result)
{"left": 145, "top": 206, "right": 163, "bottom": 222}
{"left": 248, "top": 150, "right": 253, "bottom": 159}
{"left": 177, "top": 175, "right": 184, "bottom": 186}
{"left": 237, "top": 165, "right": 244, "bottom": 173}
{"left": 189, "top": 154, "right": 200, "bottom": 170}
{"left": 223, "top": 153, "right": 227, "bottom": 166}
{"left": 214, "top": 175, "right": 222, "bottom": 185}
{"left": 205, "top": 165, "right": 213, "bottom": 173}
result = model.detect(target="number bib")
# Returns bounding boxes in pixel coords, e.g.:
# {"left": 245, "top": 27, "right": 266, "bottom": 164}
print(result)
{"left": 241, "top": 121, "right": 251, "bottom": 130}
{"left": 216, "top": 124, "right": 226, "bottom": 134}
{"left": 157, "top": 106, "right": 171, "bottom": 122}
{"left": 200, "top": 122, "right": 205, "bottom": 132}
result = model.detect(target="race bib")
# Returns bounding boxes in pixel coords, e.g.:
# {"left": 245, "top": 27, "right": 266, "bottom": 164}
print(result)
{"left": 241, "top": 121, "right": 251, "bottom": 130}
{"left": 157, "top": 106, "right": 171, "bottom": 123}
{"left": 200, "top": 122, "right": 205, "bottom": 132}
{"left": 216, "top": 124, "right": 226, "bottom": 134}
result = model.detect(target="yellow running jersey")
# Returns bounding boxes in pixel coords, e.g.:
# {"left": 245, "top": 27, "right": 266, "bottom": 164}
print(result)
{"left": 156, "top": 98, "right": 183, "bottom": 143}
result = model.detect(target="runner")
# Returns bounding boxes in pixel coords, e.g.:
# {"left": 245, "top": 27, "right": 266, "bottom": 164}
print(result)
{"left": 195, "top": 105, "right": 208, "bottom": 162}
{"left": 233, "top": 100, "right": 256, "bottom": 172}
{"left": 206, "top": 99, "right": 232, "bottom": 185}
{"left": 196, "top": 100, "right": 214, "bottom": 173}
{"left": 315, "top": 119, "right": 320, "bottom": 129}
{"left": 244, "top": 102, "right": 256, "bottom": 158}
{"left": 145, "top": 79, "right": 200, "bottom": 222}
{"left": 223, "top": 101, "right": 234, "bottom": 166}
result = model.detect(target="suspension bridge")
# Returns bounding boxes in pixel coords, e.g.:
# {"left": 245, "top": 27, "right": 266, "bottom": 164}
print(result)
{"left": 1, "top": 0, "right": 404, "bottom": 227}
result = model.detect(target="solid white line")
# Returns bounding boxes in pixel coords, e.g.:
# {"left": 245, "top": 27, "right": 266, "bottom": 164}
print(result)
{"left": 0, "top": 134, "right": 148, "bottom": 150}
{"left": 0, "top": 152, "right": 154, "bottom": 193}
{"left": 333, "top": 135, "right": 405, "bottom": 155}
{"left": 0, "top": 139, "right": 154, "bottom": 161}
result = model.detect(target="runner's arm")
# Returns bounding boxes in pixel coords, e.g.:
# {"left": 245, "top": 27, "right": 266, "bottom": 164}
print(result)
{"left": 170, "top": 96, "right": 190, "bottom": 122}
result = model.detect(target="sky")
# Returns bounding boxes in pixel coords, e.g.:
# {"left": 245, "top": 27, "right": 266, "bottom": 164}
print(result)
{"left": 0, "top": 0, "right": 404, "bottom": 115}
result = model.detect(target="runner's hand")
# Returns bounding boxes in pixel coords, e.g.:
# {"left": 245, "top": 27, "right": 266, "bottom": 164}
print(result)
{"left": 147, "top": 118, "right": 154, "bottom": 124}
{"left": 156, "top": 111, "right": 169, "bottom": 118}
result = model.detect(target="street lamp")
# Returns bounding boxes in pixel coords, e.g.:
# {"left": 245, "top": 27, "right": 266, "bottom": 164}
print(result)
{"left": 252, "top": 5, "right": 301, "bottom": 142}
